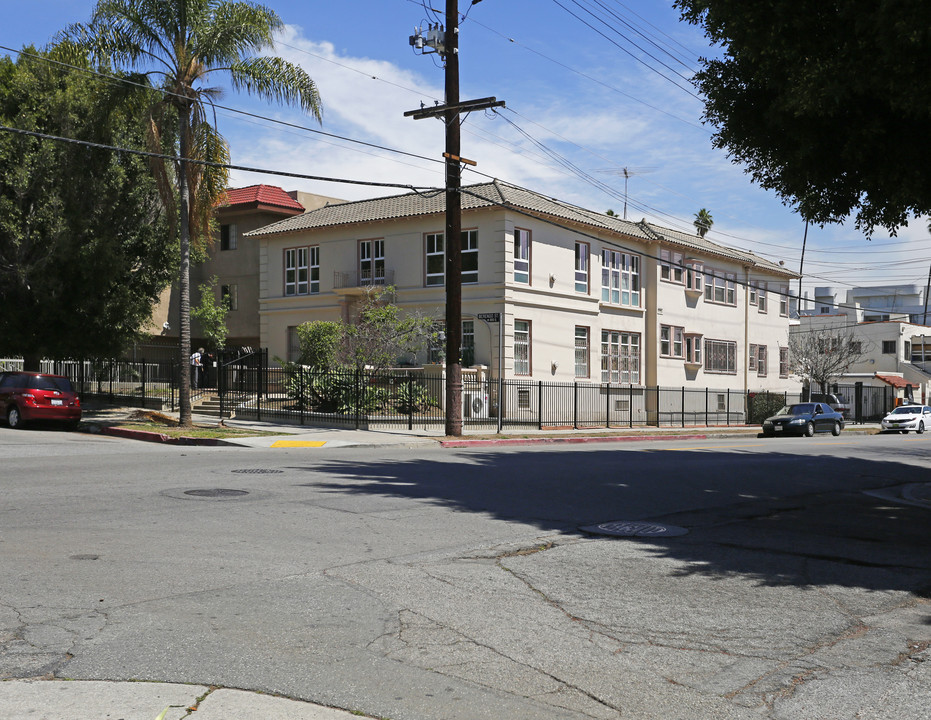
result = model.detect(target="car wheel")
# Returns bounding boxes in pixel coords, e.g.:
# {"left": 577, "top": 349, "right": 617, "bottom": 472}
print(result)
{"left": 918, "top": 421, "right": 925, "bottom": 435}
{"left": 831, "top": 421, "right": 841, "bottom": 436}
{"left": 805, "top": 421, "right": 815, "bottom": 437}
{"left": 7, "top": 406, "right": 24, "bottom": 429}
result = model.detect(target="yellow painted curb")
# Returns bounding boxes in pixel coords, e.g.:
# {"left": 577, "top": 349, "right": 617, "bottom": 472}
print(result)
{"left": 271, "top": 440, "right": 328, "bottom": 448}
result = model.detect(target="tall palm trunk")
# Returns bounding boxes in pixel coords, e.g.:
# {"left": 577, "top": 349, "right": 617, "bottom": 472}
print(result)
{"left": 178, "top": 102, "right": 193, "bottom": 427}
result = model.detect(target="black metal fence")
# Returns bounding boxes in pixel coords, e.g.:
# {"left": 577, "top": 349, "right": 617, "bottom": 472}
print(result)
{"left": 30, "top": 349, "right": 904, "bottom": 429}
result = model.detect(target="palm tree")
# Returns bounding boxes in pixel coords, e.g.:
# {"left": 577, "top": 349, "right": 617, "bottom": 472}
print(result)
{"left": 694, "top": 208, "right": 713, "bottom": 238}
{"left": 58, "top": 0, "right": 322, "bottom": 426}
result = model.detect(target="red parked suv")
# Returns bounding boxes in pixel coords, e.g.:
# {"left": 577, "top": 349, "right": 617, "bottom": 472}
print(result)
{"left": 0, "top": 371, "right": 82, "bottom": 429}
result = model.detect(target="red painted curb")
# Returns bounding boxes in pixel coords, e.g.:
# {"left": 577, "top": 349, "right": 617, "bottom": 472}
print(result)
{"left": 101, "top": 427, "right": 220, "bottom": 446}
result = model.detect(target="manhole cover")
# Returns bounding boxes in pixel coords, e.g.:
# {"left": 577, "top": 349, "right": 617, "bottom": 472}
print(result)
{"left": 579, "top": 521, "right": 689, "bottom": 537}
{"left": 231, "top": 469, "right": 284, "bottom": 474}
{"left": 184, "top": 489, "right": 250, "bottom": 498}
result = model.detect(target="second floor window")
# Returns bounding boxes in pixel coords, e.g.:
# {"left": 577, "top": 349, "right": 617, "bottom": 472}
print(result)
{"left": 661, "top": 249, "right": 683, "bottom": 283}
{"left": 221, "top": 284, "right": 238, "bottom": 311}
{"left": 514, "top": 228, "right": 530, "bottom": 284}
{"left": 220, "top": 223, "right": 237, "bottom": 251}
{"left": 660, "top": 325, "right": 684, "bottom": 358}
{"left": 426, "top": 233, "right": 445, "bottom": 287}
{"left": 360, "top": 239, "right": 385, "bottom": 285}
{"left": 601, "top": 249, "right": 640, "bottom": 307}
{"left": 575, "top": 242, "right": 589, "bottom": 293}
{"left": 704, "top": 269, "right": 736, "bottom": 306}
{"left": 779, "top": 286, "right": 789, "bottom": 316}
{"left": 425, "top": 231, "right": 479, "bottom": 287}
{"left": 285, "top": 246, "right": 319, "bottom": 296}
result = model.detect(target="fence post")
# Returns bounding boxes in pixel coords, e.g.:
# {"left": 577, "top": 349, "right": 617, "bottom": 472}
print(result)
{"left": 141, "top": 359, "right": 147, "bottom": 404}
{"left": 355, "top": 368, "right": 361, "bottom": 430}
{"left": 538, "top": 380, "right": 543, "bottom": 430}
{"left": 681, "top": 386, "right": 686, "bottom": 428}
{"left": 573, "top": 382, "right": 579, "bottom": 430}
{"left": 726, "top": 389, "right": 731, "bottom": 426}
{"left": 628, "top": 384, "right": 633, "bottom": 428}
{"left": 299, "top": 366, "right": 305, "bottom": 426}
{"left": 705, "top": 387, "right": 709, "bottom": 426}
{"left": 408, "top": 373, "right": 414, "bottom": 431}
{"left": 605, "top": 383, "right": 610, "bottom": 429}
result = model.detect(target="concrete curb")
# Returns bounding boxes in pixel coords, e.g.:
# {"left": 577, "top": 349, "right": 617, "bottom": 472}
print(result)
{"left": 441, "top": 433, "right": 712, "bottom": 448}
{"left": 99, "top": 426, "right": 223, "bottom": 446}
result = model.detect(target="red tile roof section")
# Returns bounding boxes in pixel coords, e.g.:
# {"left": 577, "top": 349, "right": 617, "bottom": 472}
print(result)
{"left": 875, "top": 374, "right": 918, "bottom": 388}
{"left": 223, "top": 185, "right": 304, "bottom": 211}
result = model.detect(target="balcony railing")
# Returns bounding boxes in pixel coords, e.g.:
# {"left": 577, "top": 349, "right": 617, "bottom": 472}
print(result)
{"left": 333, "top": 268, "right": 395, "bottom": 289}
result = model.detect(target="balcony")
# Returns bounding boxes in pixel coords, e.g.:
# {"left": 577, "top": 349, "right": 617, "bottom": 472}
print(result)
{"left": 333, "top": 268, "right": 395, "bottom": 294}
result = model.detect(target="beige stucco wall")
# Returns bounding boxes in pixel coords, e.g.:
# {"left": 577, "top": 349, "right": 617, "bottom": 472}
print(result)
{"left": 256, "top": 207, "right": 797, "bottom": 390}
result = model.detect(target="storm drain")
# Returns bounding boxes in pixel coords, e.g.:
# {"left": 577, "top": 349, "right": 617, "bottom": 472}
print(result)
{"left": 231, "top": 468, "right": 284, "bottom": 474}
{"left": 579, "top": 520, "right": 689, "bottom": 538}
{"left": 183, "top": 489, "right": 250, "bottom": 498}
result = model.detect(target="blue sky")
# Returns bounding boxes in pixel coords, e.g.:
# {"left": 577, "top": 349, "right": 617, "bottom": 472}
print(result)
{"left": 2, "top": 0, "right": 930, "bottom": 305}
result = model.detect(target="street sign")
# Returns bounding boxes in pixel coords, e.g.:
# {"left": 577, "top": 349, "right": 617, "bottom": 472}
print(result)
{"left": 477, "top": 313, "right": 500, "bottom": 322}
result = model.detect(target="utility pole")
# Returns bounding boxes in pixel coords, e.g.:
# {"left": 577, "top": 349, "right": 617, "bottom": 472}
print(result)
{"left": 406, "top": 0, "right": 503, "bottom": 436}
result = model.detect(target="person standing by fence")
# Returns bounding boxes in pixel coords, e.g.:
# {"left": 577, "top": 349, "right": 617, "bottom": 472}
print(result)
{"left": 191, "top": 348, "right": 204, "bottom": 390}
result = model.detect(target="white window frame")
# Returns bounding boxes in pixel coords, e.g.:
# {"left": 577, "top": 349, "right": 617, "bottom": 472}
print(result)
{"left": 575, "top": 241, "right": 589, "bottom": 294}
{"left": 575, "top": 326, "right": 590, "bottom": 378}
{"left": 462, "top": 229, "right": 478, "bottom": 284}
{"left": 284, "top": 245, "right": 319, "bottom": 296}
{"left": 425, "top": 232, "right": 445, "bottom": 287}
{"left": 360, "top": 238, "right": 385, "bottom": 286}
{"left": 704, "top": 339, "right": 737, "bottom": 374}
{"left": 514, "top": 228, "right": 531, "bottom": 284}
{"left": 601, "top": 249, "right": 640, "bottom": 307}
{"left": 514, "top": 320, "right": 531, "bottom": 376}
{"left": 779, "top": 286, "right": 789, "bottom": 317}
{"left": 601, "top": 330, "right": 640, "bottom": 384}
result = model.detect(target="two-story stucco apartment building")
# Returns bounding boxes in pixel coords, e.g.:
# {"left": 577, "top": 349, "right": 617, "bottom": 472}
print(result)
{"left": 245, "top": 180, "right": 797, "bottom": 392}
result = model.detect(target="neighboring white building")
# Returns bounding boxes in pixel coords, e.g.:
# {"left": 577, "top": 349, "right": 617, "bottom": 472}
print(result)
{"left": 246, "top": 181, "right": 798, "bottom": 392}
{"left": 810, "top": 284, "right": 929, "bottom": 323}
{"left": 793, "top": 308, "right": 931, "bottom": 405}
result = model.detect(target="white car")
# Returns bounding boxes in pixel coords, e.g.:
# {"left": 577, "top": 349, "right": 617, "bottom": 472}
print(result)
{"left": 880, "top": 405, "right": 931, "bottom": 434}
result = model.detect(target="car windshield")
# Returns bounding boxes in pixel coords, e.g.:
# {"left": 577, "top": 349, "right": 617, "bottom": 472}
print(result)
{"left": 782, "top": 403, "right": 815, "bottom": 415}
{"left": 891, "top": 406, "right": 919, "bottom": 415}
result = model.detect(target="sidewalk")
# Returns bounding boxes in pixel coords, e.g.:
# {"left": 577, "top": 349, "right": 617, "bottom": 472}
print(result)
{"left": 80, "top": 404, "right": 882, "bottom": 449}
{"left": 1, "top": 679, "right": 369, "bottom": 720}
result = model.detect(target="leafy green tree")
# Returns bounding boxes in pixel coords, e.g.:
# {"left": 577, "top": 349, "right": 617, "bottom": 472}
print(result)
{"left": 58, "top": 0, "right": 322, "bottom": 425}
{"left": 693, "top": 208, "right": 713, "bottom": 237}
{"left": 295, "top": 321, "right": 342, "bottom": 370}
{"left": 295, "top": 286, "right": 438, "bottom": 374}
{"left": 0, "top": 49, "right": 173, "bottom": 367}
{"left": 191, "top": 276, "right": 228, "bottom": 350}
{"left": 674, "top": 1, "right": 931, "bottom": 236}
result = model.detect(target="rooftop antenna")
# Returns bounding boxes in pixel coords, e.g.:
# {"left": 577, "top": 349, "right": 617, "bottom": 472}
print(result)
{"left": 598, "top": 166, "right": 656, "bottom": 219}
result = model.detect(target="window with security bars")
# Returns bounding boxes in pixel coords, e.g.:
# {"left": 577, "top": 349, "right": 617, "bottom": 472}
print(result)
{"left": 514, "top": 320, "right": 531, "bottom": 375}
{"left": 780, "top": 346, "right": 789, "bottom": 377}
{"left": 704, "top": 339, "right": 736, "bottom": 374}
{"left": 601, "top": 330, "right": 640, "bottom": 384}
{"left": 574, "top": 326, "right": 589, "bottom": 378}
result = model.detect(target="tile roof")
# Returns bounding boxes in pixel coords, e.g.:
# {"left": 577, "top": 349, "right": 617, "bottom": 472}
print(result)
{"left": 875, "top": 374, "right": 918, "bottom": 388}
{"left": 245, "top": 180, "right": 796, "bottom": 277}
{"left": 221, "top": 185, "right": 304, "bottom": 212}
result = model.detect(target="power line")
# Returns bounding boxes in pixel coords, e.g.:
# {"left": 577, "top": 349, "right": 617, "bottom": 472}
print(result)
{"left": 0, "top": 123, "right": 441, "bottom": 193}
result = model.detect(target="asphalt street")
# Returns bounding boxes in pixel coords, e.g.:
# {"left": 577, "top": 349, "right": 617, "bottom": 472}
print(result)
{"left": 1, "top": 428, "right": 930, "bottom": 719}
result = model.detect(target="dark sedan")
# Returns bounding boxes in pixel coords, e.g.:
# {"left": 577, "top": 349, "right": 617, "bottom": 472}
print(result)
{"left": 761, "top": 402, "right": 844, "bottom": 437}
